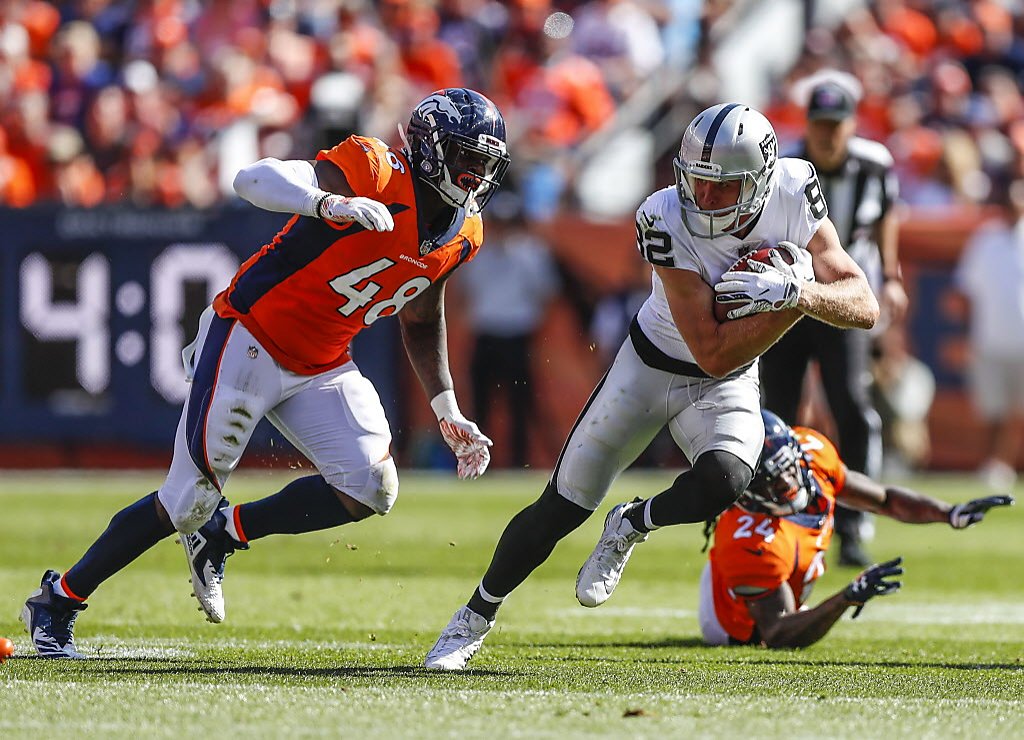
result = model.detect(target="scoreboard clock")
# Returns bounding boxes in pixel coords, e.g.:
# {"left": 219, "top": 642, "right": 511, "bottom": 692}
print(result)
{"left": 1, "top": 207, "right": 400, "bottom": 451}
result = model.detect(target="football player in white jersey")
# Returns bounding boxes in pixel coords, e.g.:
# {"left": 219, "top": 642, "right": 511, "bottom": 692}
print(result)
{"left": 425, "top": 103, "right": 880, "bottom": 670}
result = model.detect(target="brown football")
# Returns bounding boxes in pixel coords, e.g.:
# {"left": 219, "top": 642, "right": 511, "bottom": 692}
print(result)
{"left": 713, "top": 247, "right": 794, "bottom": 322}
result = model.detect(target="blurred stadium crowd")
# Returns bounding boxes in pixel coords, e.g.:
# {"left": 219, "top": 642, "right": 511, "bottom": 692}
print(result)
{"left": 2, "top": 0, "right": 1024, "bottom": 476}
{"left": 0, "top": 0, "right": 1016, "bottom": 214}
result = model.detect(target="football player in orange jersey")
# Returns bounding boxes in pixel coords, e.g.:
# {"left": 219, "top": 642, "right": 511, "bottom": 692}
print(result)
{"left": 699, "top": 410, "right": 1013, "bottom": 648}
{"left": 22, "top": 88, "right": 511, "bottom": 658}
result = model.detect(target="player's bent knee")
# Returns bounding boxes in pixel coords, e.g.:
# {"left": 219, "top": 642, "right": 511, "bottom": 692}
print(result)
{"left": 324, "top": 456, "right": 399, "bottom": 516}
{"left": 533, "top": 481, "right": 593, "bottom": 536}
{"left": 687, "top": 450, "right": 753, "bottom": 519}
{"left": 157, "top": 477, "right": 222, "bottom": 533}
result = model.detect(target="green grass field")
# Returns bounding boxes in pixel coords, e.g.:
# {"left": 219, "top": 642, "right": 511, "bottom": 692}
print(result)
{"left": 1, "top": 470, "right": 1022, "bottom": 738}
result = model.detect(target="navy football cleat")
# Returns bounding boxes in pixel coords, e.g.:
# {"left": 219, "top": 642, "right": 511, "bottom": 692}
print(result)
{"left": 181, "top": 499, "right": 248, "bottom": 624}
{"left": 21, "top": 570, "right": 88, "bottom": 659}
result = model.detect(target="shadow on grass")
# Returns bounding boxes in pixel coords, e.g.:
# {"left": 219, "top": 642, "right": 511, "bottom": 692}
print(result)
{"left": 85, "top": 662, "right": 514, "bottom": 680}
{"left": 513, "top": 640, "right": 1024, "bottom": 672}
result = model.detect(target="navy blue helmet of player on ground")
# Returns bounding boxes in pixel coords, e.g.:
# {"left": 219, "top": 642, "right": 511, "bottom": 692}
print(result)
{"left": 405, "top": 88, "right": 511, "bottom": 212}
{"left": 738, "top": 409, "right": 816, "bottom": 516}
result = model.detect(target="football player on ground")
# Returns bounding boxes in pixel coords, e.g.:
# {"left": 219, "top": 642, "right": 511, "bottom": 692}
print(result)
{"left": 425, "top": 102, "right": 880, "bottom": 670}
{"left": 22, "top": 88, "right": 510, "bottom": 658}
{"left": 699, "top": 409, "right": 1013, "bottom": 648}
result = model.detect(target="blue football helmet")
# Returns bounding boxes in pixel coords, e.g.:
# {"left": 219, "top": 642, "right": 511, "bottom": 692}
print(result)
{"left": 405, "top": 88, "right": 510, "bottom": 212}
{"left": 738, "top": 410, "right": 814, "bottom": 516}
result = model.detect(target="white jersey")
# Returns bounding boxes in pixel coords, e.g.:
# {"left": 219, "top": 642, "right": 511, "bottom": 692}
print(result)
{"left": 635, "top": 158, "right": 827, "bottom": 364}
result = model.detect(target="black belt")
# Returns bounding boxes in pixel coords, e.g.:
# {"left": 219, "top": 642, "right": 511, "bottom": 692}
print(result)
{"left": 628, "top": 317, "right": 752, "bottom": 379}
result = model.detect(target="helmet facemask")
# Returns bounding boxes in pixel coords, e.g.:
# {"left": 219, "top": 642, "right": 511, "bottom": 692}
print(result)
{"left": 674, "top": 155, "right": 769, "bottom": 239}
{"left": 739, "top": 442, "right": 813, "bottom": 517}
{"left": 409, "top": 119, "right": 509, "bottom": 212}
{"left": 673, "top": 103, "right": 779, "bottom": 239}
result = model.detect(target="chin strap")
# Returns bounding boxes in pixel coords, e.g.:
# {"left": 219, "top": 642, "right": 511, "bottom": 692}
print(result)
{"left": 397, "top": 123, "right": 412, "bottom": 157}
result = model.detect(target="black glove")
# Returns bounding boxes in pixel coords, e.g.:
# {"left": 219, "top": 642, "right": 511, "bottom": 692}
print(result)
{"left": 843, "top": 556, "right": 903, "bottom": 618}
{"left": 949, "top": 495, "right": 1014, "bottom": 529}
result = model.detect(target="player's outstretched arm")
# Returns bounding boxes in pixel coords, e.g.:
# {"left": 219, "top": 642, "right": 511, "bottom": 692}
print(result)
{"left": 839, "top": 469, "right": 1015, "bottom": 527}
{"left": 656, "top": 266, "right": 801, "bottom": 378}
{"left": 797, "top": 217, "right": 879, "bottom": 329}
{"left": 399, "top": 279, "right": 491, "bottom": 480}
{"left": 747, "top": 559, "right": 903, "bottom": 648}
{"left": 232, "top": 157, "right": 393, "bottom": 231}
{"left": 746, "top": 582, "right": 852, "bottom": 649}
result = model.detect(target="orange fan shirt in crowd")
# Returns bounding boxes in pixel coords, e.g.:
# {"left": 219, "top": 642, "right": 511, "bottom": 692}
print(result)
{"left": 708, "top": 427, "right": 847, "bottom": 644}
{"left": 214, "top": 136, "right": 482, "bottom": 376}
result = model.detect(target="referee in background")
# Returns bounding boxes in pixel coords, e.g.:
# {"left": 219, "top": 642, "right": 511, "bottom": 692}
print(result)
{"left": 761, "top": 79, "right": 908, "bottom": 567}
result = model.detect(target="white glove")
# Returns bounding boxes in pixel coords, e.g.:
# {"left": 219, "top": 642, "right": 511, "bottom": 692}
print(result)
{"left": 770, "top": 241, "right": 815, "bottom": 283}
{"left": 319, "top": 194, "right": 394, "bottom": 232}
{"left": 715, "top": 263, "right": 802, "bottom": 319}
{"left": 431, "top": 391, "right": 492, "bottom": 480}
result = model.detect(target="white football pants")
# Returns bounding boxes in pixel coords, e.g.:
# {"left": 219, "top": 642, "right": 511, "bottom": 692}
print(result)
{"left": 552, "top": 335, "right": 763, "bottom": 511}
{"left": 157, "top": 307, "right": 397, "bottom": 533}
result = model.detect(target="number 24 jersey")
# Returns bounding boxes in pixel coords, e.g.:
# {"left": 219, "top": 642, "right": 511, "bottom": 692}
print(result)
{"left": 708, "top": 427, "right": 846, "bottom": 644}
{"left": 214, "top": 136, "right": 482, "bottom": 375}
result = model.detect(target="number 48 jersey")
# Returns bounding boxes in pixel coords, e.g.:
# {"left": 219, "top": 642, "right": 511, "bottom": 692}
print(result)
{"left": 214, "top": 136, "right": 482, "bottom": 375}
{"left": 634, "top": 158, "right": 827, "bottom": 365}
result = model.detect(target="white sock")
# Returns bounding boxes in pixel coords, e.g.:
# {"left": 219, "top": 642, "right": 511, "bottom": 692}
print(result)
{"left": 476, "top": 582, "right": 505, "bottom": 605}
{"left": 223, "top": 505, "right": 243, "bottom": 542}
{"left": 52, "top": 577, "right": 71, "bottom": 599}
{"left": 643, "top": 499, "right": 661, "bottom": 531}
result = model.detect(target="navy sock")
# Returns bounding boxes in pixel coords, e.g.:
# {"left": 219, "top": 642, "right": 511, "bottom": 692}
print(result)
{"left": 236, "top": 475, "right": 355, "bottom": 541}
{"left": 63, "top": 492, "right": 174, "bottom": 599}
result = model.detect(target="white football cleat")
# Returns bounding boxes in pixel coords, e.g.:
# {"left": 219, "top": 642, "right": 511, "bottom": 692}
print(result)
{"left": 181, "top": 528, "right": 226, "bottom": 623}
{"left": 180, "top": 502, "right": 247, "bottom": 624}
{"left": 424, "top": 606, "right": 493, "bottom": 671}
{"left": 576, "top": 500, "right": 648, "bottom": 607}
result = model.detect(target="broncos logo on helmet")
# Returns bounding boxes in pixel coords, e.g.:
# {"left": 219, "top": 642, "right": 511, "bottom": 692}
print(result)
{"left": 405, "top": 88, "right": 511, "bottom": 212}
{"left": 738, "top": 409, "right": 818, "bottom": 517}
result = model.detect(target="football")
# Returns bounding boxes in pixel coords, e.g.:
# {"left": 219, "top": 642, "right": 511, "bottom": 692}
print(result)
{"left": 713, "top": 246, "right": 796, "bottom": 322}
{"left": 0, "top": 636, "right": 13, "bottom": 662}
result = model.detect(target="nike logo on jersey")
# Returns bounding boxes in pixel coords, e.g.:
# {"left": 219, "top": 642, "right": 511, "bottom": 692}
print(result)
{"left": 743, "top": 547, "right": 765, "bottom": 556}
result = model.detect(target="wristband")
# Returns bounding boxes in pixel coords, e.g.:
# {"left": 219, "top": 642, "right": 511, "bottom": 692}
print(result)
{"left": 430, "top": 390, "right": 459, "bottom": 421}
{"left": 314, "top": 191, "right": 331, "bottom": 219}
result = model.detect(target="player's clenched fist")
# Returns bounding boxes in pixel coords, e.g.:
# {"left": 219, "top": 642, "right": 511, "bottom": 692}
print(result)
{"left": 318, "top": 194, "right": 395, "bottom": 232}
{"left": 431, "top": 390, "right": 493, "bottom": 480}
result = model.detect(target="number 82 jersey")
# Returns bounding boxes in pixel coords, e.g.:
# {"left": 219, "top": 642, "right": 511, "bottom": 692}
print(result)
{"left": 634, "top": 158, "right": 827, "bottom": 365}
{"left": 214, "top": 136, "right": 482, "bottom": 375}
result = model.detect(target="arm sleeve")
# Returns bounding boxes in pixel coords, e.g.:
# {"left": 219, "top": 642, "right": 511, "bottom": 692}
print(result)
{"left": 232, "top": 158, "right": 324, "bottom": 217}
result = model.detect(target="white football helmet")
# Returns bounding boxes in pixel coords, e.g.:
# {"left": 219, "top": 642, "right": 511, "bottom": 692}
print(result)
{"left": 674, "top": 103, "right": 779, "bottom": 239}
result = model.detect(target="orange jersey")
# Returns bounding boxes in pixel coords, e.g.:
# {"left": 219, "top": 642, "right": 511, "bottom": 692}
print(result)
{"left": 214, "top": 136, "right": 483, "bottom": 375}
{"left": 708, "top": 427, "right": 847, "bottom": 643}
